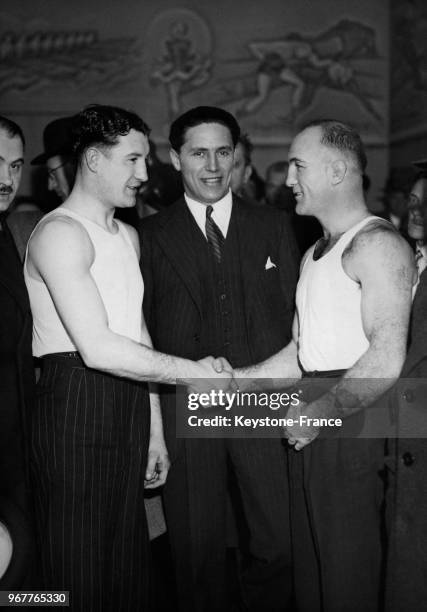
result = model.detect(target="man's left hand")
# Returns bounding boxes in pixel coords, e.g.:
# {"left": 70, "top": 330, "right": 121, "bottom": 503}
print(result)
{"left": 284, "top": 401, "right": 320, "bottom": 451}
{"left": 145, "top": 433, "right": 170, "bottom": 488}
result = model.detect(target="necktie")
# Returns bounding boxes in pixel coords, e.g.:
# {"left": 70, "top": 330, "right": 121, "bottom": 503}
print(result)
{"left": 205, "top": 205, "right": 224, "bottom": 263}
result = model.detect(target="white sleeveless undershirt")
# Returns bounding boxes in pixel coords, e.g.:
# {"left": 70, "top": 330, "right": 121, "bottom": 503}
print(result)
{"left": 24, "top": 208, "right": 143, "bottom": 357}
{"left": 296, "top": 215, "right": 383, "bottom": 372}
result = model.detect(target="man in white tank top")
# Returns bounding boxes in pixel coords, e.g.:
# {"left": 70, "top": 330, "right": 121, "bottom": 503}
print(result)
{"left": 24, "top": 105, "right": 233, "bottom": 612}
{"left": 236, "top": 120, "right": 416, "bottom": 612}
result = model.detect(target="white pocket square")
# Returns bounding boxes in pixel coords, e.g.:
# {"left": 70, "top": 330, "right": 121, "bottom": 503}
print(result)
{"left": 265, "top": 256, "right": 277, "bottom": 270}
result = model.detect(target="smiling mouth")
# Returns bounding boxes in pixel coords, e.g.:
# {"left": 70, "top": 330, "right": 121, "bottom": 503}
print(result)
{"left": 202, "top": 177, "right": 222, "bottom": 184}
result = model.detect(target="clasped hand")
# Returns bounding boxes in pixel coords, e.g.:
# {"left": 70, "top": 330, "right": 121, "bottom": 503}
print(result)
{"left": 187, "top": 355, "right": 237, "bottom": 396}
{"left": 284, "top": 401, "right": 320, "bottom": 451}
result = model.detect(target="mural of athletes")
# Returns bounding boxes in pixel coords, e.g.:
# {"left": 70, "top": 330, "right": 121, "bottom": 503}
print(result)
{"left": 0, "top": 0, "right": 388, "bottom": 144}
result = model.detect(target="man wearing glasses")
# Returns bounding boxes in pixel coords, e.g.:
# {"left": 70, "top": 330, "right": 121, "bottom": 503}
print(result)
{"left": 31, "top": 116, "right": 76, "bottom": 202}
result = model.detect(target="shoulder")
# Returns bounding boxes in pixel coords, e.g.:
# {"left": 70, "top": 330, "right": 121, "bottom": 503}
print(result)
{"left": 234, "top": 196, "right": 290, "bottom": 226}
{"left": 348, "top": 219, "right": 413, "bottom": 261}
{"left": 344, "top": 219, "right": 415, "bottom": 282}
{"left": 140, "top": 199, "right": 184, "bottom": 234}
{"left": 28, "top": 212, "right": 94, "bottom": 269}
{"left": 118, "top": 221, "right": 140, "bottom": 255}
{"left": 30, "top": 212, "right": 90, "bottom": 249}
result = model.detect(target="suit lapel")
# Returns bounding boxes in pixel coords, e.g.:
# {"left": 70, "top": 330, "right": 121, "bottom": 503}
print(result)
{"left": 155, "top": 198, "right": 202, "bottom": 313}
{"left": 233, "top": 197, "right": 266, "bottom": 305}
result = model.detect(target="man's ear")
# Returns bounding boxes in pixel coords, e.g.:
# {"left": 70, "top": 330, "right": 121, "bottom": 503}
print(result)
{"left": 328, "top": 159, "right": 347, "bottom": 185}
{"left": 243, "top": 164, "right": 252, "bottom": 185}
{"left": 169, "top": 148, "right": 181, "bottom": 172}
{"left": 84, "top": 147, "right": 101, "bottom": 173}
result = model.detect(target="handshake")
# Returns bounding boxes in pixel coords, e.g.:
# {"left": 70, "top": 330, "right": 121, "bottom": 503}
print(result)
{"left": 186, "top": 355, "right": 238, "bottom": 395}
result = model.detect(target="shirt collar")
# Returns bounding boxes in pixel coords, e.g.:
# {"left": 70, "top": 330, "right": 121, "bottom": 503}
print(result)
{"left": 184, "top": 190, "right": 233, "bottom": 238}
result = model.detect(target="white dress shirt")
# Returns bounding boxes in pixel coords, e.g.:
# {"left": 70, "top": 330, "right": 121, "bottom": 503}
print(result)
{"left": 185, "top": 190, "right": 233, "bottom": 239}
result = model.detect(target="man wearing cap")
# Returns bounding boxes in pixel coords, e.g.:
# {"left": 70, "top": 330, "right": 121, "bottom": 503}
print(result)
{"left": 0, "top": 115, "right": 36, "bottom": 587}
{"left": 31, "top": 116, "right": 76, "bottom": 202}
{"left": 141, "top": 106, "right": 300, "bottom": 612}
{"left": 385, "top": 157, "right": 427, "bottom": 611}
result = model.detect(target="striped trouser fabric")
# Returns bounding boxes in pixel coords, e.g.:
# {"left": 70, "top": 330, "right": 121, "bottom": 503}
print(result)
{"left": 30, "top": 355, "right": 151, "bottom": 612}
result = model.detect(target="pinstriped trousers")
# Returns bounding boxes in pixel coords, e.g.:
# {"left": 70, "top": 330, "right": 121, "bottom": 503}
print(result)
{"left": 30, "top": 355, "right": 151, "bottom": 612}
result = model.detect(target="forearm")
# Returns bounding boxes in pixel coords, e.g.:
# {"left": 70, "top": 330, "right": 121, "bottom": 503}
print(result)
{"left": 236, "top": 340, "right": 302, "bottom": 391}
{"left": 305, "top": 346, "right": 405, "bottom": 420}
{"left": 81, "top": 331, "right": 200, "bottom": 384}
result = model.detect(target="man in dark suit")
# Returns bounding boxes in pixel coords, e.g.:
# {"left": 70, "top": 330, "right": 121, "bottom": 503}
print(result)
{"left": 385, "top": 167, "right": 427, "bottom": 611}
{"left": 141, "top": 106, "right": 300, "bottom": 612}
{"left": 0, "top": 115, "right": 35, "bottom": 587}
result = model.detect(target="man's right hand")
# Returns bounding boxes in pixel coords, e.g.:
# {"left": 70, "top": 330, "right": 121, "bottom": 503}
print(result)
{"left": 186, "top": 356, "right": 236, "bottom": 395}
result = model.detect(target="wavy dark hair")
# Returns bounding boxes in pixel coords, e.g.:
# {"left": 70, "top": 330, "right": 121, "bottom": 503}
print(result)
{"left": 72, "top": 104, "right": 150, "bottom": 162}
{"left": 169, "top": 106, "right": 240, "bottom": 151}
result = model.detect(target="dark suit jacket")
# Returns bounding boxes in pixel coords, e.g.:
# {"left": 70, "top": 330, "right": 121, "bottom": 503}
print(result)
{"left": 0, "top": 217, "right": 35, "bottom": 587}
{"left": 140, "top": 195, "right": 300, "bottom": 457}
{"left": 386, "top": 268, "right": 427, "bottom": 611}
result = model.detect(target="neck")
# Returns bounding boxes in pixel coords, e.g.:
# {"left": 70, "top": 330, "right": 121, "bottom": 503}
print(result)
{"left": 318, "top": 201, "right": 369, "bottom": 240}
{"left": 63, "top": 182, "right": 116, "bottom": 232}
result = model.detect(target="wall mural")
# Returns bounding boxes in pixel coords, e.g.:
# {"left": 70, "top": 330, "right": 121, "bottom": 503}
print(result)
{"left": 391, "top": 0, "right": 427, "bottom": 139}
{"left": 0, "top": 6, "right": 386, "bottom": 143}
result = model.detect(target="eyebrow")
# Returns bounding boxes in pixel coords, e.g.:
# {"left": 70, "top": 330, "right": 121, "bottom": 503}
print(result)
{"left": 289, "top": 157, "right": 305, "bottom": 164}
{"left": 0, "top": 156, "right": 24, "bottom": 164}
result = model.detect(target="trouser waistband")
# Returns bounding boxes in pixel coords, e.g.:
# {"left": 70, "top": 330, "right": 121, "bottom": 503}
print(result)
{"left": 40, "top": 351, "right": 85, "bottom": 366}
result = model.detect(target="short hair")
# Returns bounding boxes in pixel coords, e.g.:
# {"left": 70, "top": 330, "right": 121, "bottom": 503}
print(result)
{"left": 303, "top": 119, "right": 367, "bottom": 173}
{"left": 237, "top": 133, "right": 253, "bottom": 166}
{"left": 169, "top": 106, "right": 240, "bottom": 151}
{"left": 266, "top": 161, "right": 289, "bottom": 177}
{"left": 0, "top": 115, "right": 25, "bottom": 149}
{"left": 72, "top": 104, "right": 150, "bottom": 162}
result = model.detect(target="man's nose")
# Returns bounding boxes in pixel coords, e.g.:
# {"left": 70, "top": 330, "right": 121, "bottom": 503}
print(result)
{"left": 47, "top": 174, "right": 56, "bottom": 192}
{"left": 206, "top": 152, "right": 218, "bottom": 172}
{"left": 135, "top": 160, "right": 148, "bottom": 182}
{"left": 285, "top": 167, "right": 295, "bottom": 187}
{"left": 0, "top": 165, "right": 13, "bottom": 185}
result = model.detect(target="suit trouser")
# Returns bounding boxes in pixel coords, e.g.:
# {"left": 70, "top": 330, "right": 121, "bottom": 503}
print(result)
{"left": 30, "top": 354, "right": 151, "bottom": 612}
{"left": 163, "top": 436, "right": 292, "bottom": 612}
{"left": 289, "top": 436, "right": 385, "bottom": 612}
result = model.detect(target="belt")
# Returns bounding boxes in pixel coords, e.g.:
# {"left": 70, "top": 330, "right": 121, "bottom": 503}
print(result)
{"left": 40, "top": 351, "right": 85, "bottom": 366}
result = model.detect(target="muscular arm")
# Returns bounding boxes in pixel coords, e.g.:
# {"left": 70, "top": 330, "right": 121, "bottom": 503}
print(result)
{"left": 26, "top": 216, "right": 227, "bottom": 386}
{"left": 305, "top": 226, "right": 415, "bottom": 421}
{"left": 235, "top": 315, "right": 302, "bottom": 389}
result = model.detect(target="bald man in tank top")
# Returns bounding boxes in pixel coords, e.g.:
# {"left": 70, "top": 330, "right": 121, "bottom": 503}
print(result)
{"left": 24, "top": 105, "right": 232, "bottom": 612}
{"left": 237, "top": 120, "right": 416, "bottom": 612}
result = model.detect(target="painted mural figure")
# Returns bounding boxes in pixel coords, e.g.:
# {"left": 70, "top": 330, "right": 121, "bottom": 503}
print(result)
{"left": 151, "top": 21, "right": 211, "bottom": 115}
{"left": 241, "top": 38, "right": 342, "bottom": 116}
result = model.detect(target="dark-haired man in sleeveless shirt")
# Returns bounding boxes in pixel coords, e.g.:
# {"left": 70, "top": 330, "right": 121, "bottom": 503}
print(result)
{"left": 24, "top": 104, "right": 233, "bottom": 612}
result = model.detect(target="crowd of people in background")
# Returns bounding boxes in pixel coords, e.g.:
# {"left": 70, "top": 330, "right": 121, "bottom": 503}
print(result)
{"left": 0, "top": 104, "right": 427, "bottom": 612}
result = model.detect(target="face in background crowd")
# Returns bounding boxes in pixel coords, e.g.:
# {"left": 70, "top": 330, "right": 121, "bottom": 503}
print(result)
{"left": 46, "top": 154, "right": 72, "bottom": 201}
{"left": 0, "top": 129, "right": 24, "bottom": 212}
{"left": 265, "top": 167, "right": 287, "bottom": 205}
{"left": 94, "top": 129, "right": 149, "bottom": 210}
{"left": 230, "top": 141, "right": 252, "bottom": 196}
{"left": 407, "top": 177, "right": 427, "bottom": 243}
{"left": 170, "top": 122, "right": 235, "bottom": 205}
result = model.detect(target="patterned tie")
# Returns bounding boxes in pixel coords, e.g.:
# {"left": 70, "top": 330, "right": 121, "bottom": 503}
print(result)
{"left": 205, "top": 205, "right": 224, "bottom": 263}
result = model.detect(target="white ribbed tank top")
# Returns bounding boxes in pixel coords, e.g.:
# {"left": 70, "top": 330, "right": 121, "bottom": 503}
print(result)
{"left": 296, "top": 215, "right": 383, "bottom": 372}
{"left": 24, "top": 208, "right": 143, "bottom": 357}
